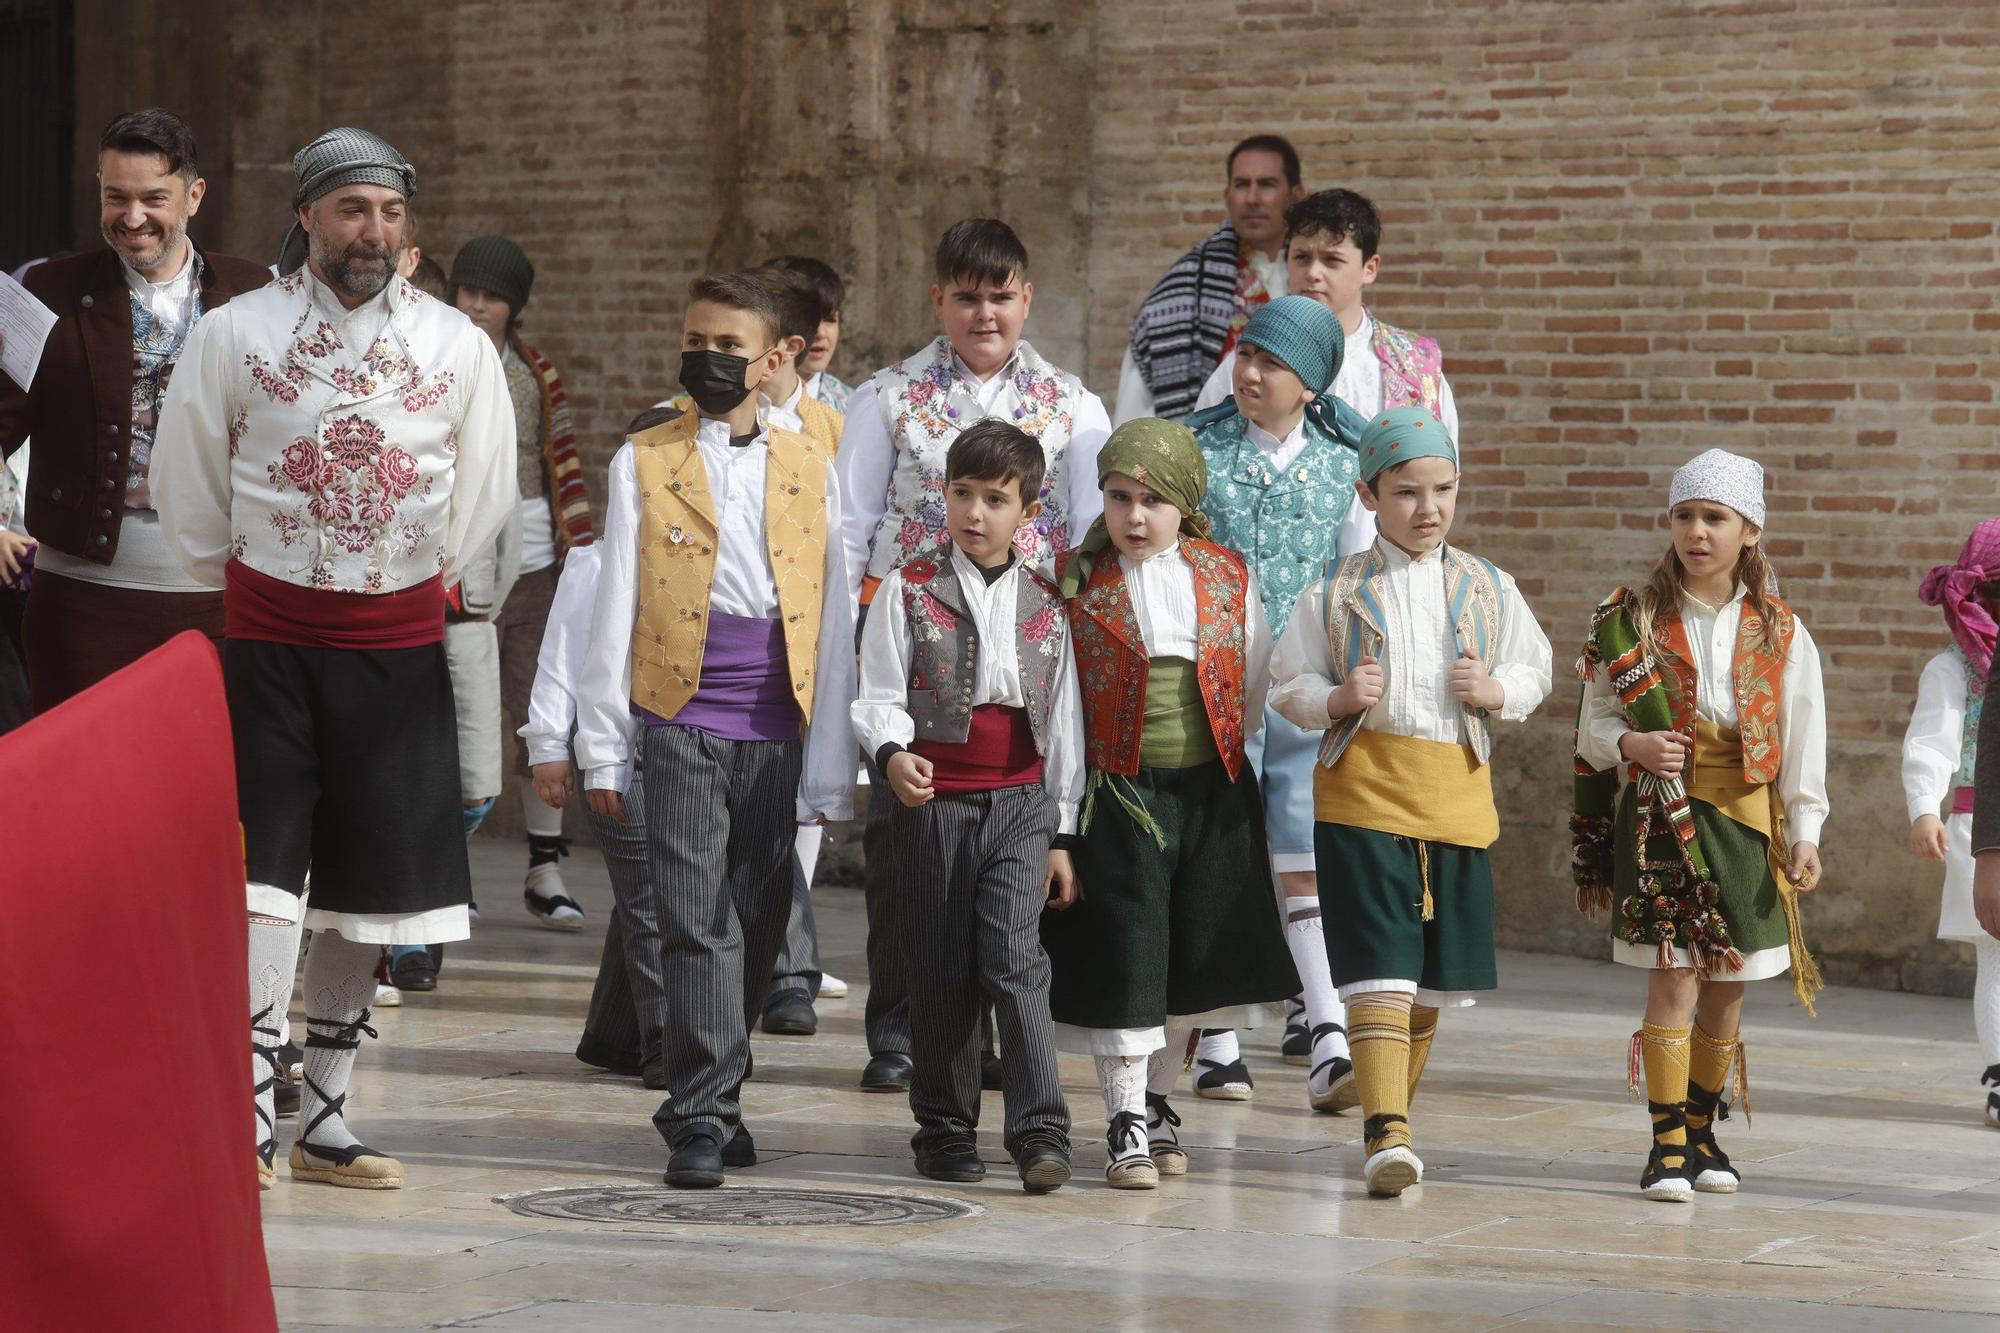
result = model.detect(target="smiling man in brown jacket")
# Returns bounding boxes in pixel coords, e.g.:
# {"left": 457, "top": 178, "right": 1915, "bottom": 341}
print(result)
{"left": 0, "top": 107, "right": 268, "bottom": 712}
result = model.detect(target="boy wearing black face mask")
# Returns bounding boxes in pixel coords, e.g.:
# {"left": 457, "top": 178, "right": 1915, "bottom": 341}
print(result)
{"left": 572, "top": 268, "right": 858, "bottom": 1188}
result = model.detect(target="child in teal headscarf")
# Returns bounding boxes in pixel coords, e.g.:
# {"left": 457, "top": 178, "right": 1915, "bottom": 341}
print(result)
{"left": 1187, "top": 294, "right": 1375, "bottom": 1109}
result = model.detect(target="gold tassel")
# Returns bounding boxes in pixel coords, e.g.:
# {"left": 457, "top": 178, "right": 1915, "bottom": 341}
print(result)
{"left": 1733, "top": 1038, "right": 1752, "bottom": 1128}
{"left": 1418, "top": 840, "right": 1435, "bottom": 922}
{"left": 1776, "top": 878, "right": 1823, "bottom": 1018}
{"left": 1181, "top": 1026, "right": 1200, "bottom": 1073}
{"left": 1626, "top": 1029, "right": 1644, "bottom": 1097}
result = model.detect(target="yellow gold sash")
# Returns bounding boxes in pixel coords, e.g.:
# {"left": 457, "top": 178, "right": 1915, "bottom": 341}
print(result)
{"left": 1312, "top": 729, "right": 1498, "bottom": 850}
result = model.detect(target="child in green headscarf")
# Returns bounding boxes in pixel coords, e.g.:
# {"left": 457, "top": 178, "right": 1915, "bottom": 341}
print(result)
{"left": 1044, "top": 418, "right": 1300, "bottom": 1190}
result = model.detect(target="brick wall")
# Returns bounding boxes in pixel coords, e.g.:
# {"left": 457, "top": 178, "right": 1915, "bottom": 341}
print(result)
{"left": 70, "top": 0, "right": 1999, "bottom": 990}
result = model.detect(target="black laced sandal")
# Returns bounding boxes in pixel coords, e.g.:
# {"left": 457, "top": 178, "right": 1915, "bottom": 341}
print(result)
{"left": 1983, "top": 1064, "right": 1999, "bottom": 1128}
{"left": 1308, "top": 1021, "right": 1357, "bottom": 1113}
{"left": 1362, "top": 1113, "right": 1422, "bottom": 1196}
{"left": 251, "top": 1002, "right": 283, "bottom": 1187}
{"left": 288, "top": 1010, "right": 403, "bottom": 1189}
{"left": 1639, "top": 1101, "right": 1695, "bottom": 1202}
{"left": 1104, "top": 1109, "right": 1156, "bottom": 1189}
{"left": 1281, "top": 997, "right": 1311, "bottom": 1066}
{"left": 1685, "top": 1082, "right": 1741, "bottom": 1193}
{"left": 1145, "top": 1092, "right": 1187, "bottom": 1176}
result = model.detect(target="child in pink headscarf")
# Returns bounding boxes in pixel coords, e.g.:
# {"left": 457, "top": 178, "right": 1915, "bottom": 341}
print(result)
{"left": 1902, "top": 517, "right": 2000, "bottom": 1128}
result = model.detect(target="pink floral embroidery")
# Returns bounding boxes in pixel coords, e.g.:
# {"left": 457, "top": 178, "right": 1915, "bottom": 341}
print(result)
{"left": 267, "top": 511, "right": 304, "bottom": 547}
{"left": 295, "top": 322, "right": 342, "bottom": 360}
{"left": 923, "top": 593, "right": 958, "bottom": 631}
{"left": 1022, "top": 602, "right": 1062, "bottom": 651}
{"left": 402, "top": 372, "right": 454, "bottom": 414}
{"left": 332, "top": 366, "right": 378, "bottom": 397}
{"left": 266, "top": 413, "right": 434, "bottom": 566}
{"left": 246, "top": 353, "right": 305, "bottom": 404}
{"left": 227, "top": 407, "right": 249, "bottom": 459}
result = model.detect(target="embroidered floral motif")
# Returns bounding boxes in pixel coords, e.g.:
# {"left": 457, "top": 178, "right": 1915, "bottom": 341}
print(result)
{"left": 1658, "top": 600, "right": 1792, "bottom": 785}
{"left": 246, "top": 352, "right": 306, "bottom": 404}
{"left": 294, "top": 322, "right": 342, "bottom": 360}
{"left": 907, "top": 588, "right": 959, "bottom": 643}
{"left": 266, "top": 413, "right": 435, "bottom": 565}
{"left": 1021, "top": 602, "right": 1062, "bottom": 652}
{"left": 227, "top": 407, "right": 249, "bottom": 460}
{"left": 402, "top": 370, "right": 455, "bottom": 414}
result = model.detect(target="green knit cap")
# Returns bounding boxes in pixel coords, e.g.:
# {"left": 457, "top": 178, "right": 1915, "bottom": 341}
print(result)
{"left": 450, "top": 235, "right": 535, "bottom": 313}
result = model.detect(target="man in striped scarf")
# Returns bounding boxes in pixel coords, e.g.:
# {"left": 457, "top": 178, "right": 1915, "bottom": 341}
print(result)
{"left": 451, "top": 235, "right": 596, "bottom": 929}
{"left": 1114, "top": 135, "right": 1305, "bottom": 426}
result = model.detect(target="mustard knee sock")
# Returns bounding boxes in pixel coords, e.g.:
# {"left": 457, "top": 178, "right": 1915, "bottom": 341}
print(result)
{"left": 1406, "top": 1006, "right": 1439, "bottom": 1103}
{"left": 1350, "top": 1000, "right": 1414, "bottom": 1153}
{"left": 1637, "top": 1020, "right": 1692, "bottom": 1170}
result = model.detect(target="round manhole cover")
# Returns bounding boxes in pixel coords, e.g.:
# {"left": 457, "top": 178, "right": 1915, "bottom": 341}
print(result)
{"left": 500, "top": 1184, "right": 982, "bottom": 1228}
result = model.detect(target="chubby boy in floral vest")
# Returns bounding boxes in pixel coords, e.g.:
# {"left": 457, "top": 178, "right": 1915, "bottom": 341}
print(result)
{"left": 1270, "top": 407, "right": 1553, "bottom": 1198}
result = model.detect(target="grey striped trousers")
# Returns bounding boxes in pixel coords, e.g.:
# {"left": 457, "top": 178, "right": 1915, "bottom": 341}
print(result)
{"left": 892, "top": 783, "right": 1071, "bottom": 1157}
{"left": 639, "top": 724, "right": 801, "bottom": 1142}
{"left": 579, "top": 770, "right": 665, "bottom": 1081}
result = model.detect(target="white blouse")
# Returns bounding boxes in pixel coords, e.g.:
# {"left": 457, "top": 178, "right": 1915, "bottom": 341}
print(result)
{"left": 1271, "top": 539, "right": 1552, "bottom": 742}
{"left": 1119, "top": 542, "right": 1274, "bottom": 730}
{"left": 851, "top": 548, "right": 1086, "bottom": 833}
{"left": 520, "top": 544, "right": 601, "bottom": 768}
{"left": 1902, "top": 649, "right": 1970, "bottom": 823}
{"left": 1575, "top": 586, "right": 1829, "bottom": 846}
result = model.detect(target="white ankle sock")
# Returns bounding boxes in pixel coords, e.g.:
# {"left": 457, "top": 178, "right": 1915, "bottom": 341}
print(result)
{"left": 1975, "top": 936, "right": 2000, "bottom": 1068}
{"left": 1097, "top": 1055, "right": 1149, "bottom": 1159}
{"left": 1195, "top": 1029, "right": 1240, "bottom": 1068}
{"left": 795, "top": 824, "right": 824, "bottom": 887}
{"left": 1148, "top": 1025, "right": 1194, "bottom": 1098}
{"left": 248, "top": 905, "right": 302, "bottom": 1167}
{"left": 1284, "top": 897, "right": 1349, "bottom": 1061}
{"left": 297, "top": 929, "right": 381, "bottom": 1156}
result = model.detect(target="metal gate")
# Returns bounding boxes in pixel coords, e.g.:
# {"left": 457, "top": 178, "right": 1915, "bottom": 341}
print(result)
{"left": 0, "top": 0, "right": 75, "bottom": 273}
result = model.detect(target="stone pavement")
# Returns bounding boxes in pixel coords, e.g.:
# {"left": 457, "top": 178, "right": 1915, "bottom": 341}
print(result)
{"left": 265, "top": 842, "right": 2000, "bottom": 1331}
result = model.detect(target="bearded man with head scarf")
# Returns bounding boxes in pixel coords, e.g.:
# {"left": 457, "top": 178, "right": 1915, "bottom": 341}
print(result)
{"left": 154, "top": 126, "right": 517, "bottom": 1191}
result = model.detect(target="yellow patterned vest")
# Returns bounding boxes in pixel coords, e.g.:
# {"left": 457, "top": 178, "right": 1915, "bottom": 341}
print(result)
{"left": 627, "top": 412, "right": 828, "bottom": 724}
{"left": 795, "top": 395, "right": 845, "bottom": 457}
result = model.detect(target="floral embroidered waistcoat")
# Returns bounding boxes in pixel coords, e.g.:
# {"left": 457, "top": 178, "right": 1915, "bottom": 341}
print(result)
{"left": 224, "top": 271, "right": 488, "bottom": 593}
{"left": 1062, "top": 538, "right": 1251, "bottom": 780}
{"left": 1955, "top": 645, "right": 1984, "bottom": 790}
{"left": 1371, "top": 315, "right": 1446, "bottom": 423}
{"left": 1195, "top": 413, "right": 1360, "bottom": 639}
{"left": 628, "top": 412, "right": 827, "bottom": 725}
{"left": 1651, "top": 596, "right": 1795, "bottom": 786}
{"left": 1318, "top": 544, "right": 1507, "bottom": 767}
{"left": 864, "top": 337, "right": 1082, "bottom": 581}
{"left": 899, "top": 557, "right": 1067, "bottom": 754}
{"left": 126, "top": 281, "right": 205, "bottom": 510}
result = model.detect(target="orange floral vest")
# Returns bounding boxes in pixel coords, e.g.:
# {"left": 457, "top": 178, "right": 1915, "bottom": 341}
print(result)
{"left": 1062, "top": 538, "right": 1251, "bottom": 780}
{"left": 1652, "top": 595, "right": 1795, "bottom": 785}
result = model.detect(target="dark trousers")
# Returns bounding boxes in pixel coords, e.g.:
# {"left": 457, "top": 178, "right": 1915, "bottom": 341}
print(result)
{"left": 861, "top": 757, "right": 913, "bottom": 1056}
{"left": 640, "top": 725, "right": 801, "bottom": 1141}
{"left": 767, "top": 844, "right": 823, "bottom": 999}
{"left": 893, "top": 783, "right": 1069, "bottom": 1157}
{"left": 579, "top": 771, "right": 668, "bottom": 1083}
{"left": 23, "top": 569, "right": 223, "bottom": 714}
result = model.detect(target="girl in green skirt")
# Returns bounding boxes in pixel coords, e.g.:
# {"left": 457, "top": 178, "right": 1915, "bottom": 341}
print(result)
{"left": 1047, "top": 418, "right": 1299, "bottom": 1189}
{"left": 1574, "top": 448, "right": 1829, "bottom": 1202}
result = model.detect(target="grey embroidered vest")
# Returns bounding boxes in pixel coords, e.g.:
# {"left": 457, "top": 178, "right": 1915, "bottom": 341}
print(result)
{"left": 898, "top": 556, "right": 1069, "bottom": 755}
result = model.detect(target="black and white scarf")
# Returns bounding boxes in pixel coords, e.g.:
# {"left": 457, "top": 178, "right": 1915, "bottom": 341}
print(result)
{"left": 1127, "top": 222, "right": 1247, "bottom": 421}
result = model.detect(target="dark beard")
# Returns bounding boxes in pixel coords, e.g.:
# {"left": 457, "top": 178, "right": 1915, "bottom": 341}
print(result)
{"left": 313, "top": 235, "right": 396, "bottom": 300}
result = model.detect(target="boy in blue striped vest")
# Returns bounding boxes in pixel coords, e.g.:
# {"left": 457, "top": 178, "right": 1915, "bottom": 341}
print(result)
{"left": 1270, "top": 407, "right": 1553, "bottom": 1197}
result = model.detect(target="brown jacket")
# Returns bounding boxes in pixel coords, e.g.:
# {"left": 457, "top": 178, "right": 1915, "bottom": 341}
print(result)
{"left": 0, "top": 245, "right": 271, "bottom": 564}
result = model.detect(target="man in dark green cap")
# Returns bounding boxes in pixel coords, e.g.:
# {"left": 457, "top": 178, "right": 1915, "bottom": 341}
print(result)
{"left": 450, "top": 235, "right": 596, "bottom": 930}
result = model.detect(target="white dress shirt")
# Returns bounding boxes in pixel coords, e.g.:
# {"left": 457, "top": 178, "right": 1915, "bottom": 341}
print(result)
{"left": 1575, "top": 586, "right": 1828, "bottom": 846}
{"left": 1238, "top": 415, "right": 1380, "bottom": 558}
{"left": 1194, "top": 311, "right": 1462, "bottom": 444}
{"left": 1119, "top": 542, "right": 1273, "bottom": 732}
{"left": 834, "top": 346, "right": 1111, "bottom": 600}
{"left": 1903, "top": 650, "right": 1969, "bottom": 822}
{"left": 121, "top": 247, "right": 201, "bottom": 338}
{"left": 572, "top": 419, "right": 857, "bottom": 821}
{"left": 520, "top": 544, "right": 602, "bottom": 768}
{"left": 851, "top": 547, "right": 1086, "bottom": 833}
{"left": 1271, "top": 539, "right": 1553, "bottom": 742}
{"left": 1114, "top": 248, "right": 1288, "bottom": 426}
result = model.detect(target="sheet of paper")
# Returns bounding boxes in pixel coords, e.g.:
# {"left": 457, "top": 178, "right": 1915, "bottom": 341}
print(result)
{"left": 0, "top": 270, "right": 59, "bottom": 393}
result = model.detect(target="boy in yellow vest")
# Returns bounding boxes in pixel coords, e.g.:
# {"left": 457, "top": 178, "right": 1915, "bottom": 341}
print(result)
{"left": 573, "top": 268, "right": 857, "bottom": 1189}
{"left": 1270, "top": 407, "right": 1553, "bottom": 1197}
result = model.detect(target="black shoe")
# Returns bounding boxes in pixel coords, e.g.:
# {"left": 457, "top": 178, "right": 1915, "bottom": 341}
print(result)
{"left": 575, "top": 1031, "right": 644, "bottom": 1077}
{"left": 665, "top": 1123, "right": 726, "bottom": 1188}
{"left": 723, "top": 1124, "right": 757, "bottom": 1169}
{"left": 642, "top": 1062, "right": 669, "bottom": 1091}
{"left": 1014, "top": 1135, "right": 1072, "bottom": 1194}
{"left": 1195, "top": 1056, "right": 1254, "bottom": 1101}
{"left": 390, "top": 950, "right": 438, "bottom": 993}
{"left": 980, "top": 1050, "right": 1004, "bottom": 1092}
{"left": 915, "top": 1138, "right": 986, "bottom": 1183}
{"left": 860, "top": 1051, "right": 914, "bottom": 1092}
{"left": 762, "top": 987, "right": 818, "bottom": 1036}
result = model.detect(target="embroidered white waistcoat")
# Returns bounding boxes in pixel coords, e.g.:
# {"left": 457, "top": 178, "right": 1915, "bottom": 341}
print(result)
{"left": 199, "top": 271, "right": 514, "bottom": 593}
{"left": 863, "top": 337, "right": 1082, "bottom": 581}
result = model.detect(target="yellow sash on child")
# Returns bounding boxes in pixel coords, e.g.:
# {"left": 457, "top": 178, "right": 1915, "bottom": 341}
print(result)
{"left": 1312, "top": 729, "right": 1499, "bottom": 850}
{"left": 1687, "top": 719, "right": 1823, "bottom": 1012}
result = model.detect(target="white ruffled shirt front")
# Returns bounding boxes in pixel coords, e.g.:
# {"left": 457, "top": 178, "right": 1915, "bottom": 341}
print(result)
{"left": 1118, "top": 541, "right": 1273, "bottom": 730}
